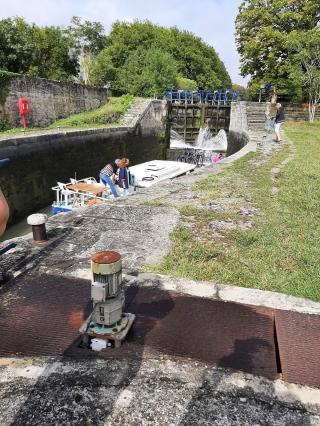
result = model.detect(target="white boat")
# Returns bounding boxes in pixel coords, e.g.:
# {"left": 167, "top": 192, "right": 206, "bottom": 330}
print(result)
{"left": 51, "top": 160, "right": 196, "bottom": 213}
{"left": 129, "top": 160, "right": 196, "bottom": 188}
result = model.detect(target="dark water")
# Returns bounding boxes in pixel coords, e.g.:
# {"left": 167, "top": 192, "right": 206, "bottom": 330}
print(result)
{"left": 0, "top": 206, "right": 51, "bottom": 243}
{"left": 0, "top": 130, "right": 166, "bottom": 241}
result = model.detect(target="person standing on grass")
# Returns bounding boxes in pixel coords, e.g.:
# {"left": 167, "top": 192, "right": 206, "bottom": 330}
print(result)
{"left": 0, "top": 189, "right": 9, "bottom": 236}
{"left": 274, "top": 102, "right": 285, "bottom": 143}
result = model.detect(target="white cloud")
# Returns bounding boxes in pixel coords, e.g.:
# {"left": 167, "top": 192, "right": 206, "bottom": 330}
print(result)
{"left": 0, "top": 0, "right": 248, "bottom": 85}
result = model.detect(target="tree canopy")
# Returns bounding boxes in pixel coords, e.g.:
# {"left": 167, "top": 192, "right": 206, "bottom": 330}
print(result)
{"left": 89, "top": 20, "right": 231, "bottom": 95}
{"left": 235, "top": 0, "right": 320, "bottom": 100}
{"left": 0, "top": 17, "right": 231, "bottom": 97}
{"left": 116, "top": 47, "right": 178, "bottom": 97}
{"left": 66, "top": 16, "right": 108, "bottom": 84}
{"left": 0, "top": 17, "right": 78, "bottom": 80}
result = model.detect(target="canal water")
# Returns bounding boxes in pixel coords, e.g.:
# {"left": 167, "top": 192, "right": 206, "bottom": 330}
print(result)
{"left": 0, "top": 206, "right": 51, "bottom": 243}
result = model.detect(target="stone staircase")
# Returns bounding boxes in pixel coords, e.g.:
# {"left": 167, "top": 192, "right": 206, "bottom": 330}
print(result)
{"left": 245, "top": 102, "right": 268, "bottom": 146}
{"left": 246, "top": 102, "right": 267, "bottom": 132}
{"left": 121, "top": 98, "right": 153, "bottom": 128}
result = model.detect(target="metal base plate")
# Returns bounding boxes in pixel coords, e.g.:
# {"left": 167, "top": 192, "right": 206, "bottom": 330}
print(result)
{"left": 86, "top": 313, "right": 135, "bottom": 348}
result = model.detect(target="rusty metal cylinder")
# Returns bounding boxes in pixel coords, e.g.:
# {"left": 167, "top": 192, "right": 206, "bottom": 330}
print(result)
{"left": 91, "top": 251, "right": 123, "bottom": 326}
{"left": 91, "top": 251, "right": 122, "bottom": 299}
{"left": 27, "top": 214, "right": 48, "bottom": 242}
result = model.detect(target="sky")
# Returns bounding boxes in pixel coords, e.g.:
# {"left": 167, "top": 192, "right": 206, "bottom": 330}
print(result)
{"left": 0, "top": 0, "right": 248, "bottom": 86}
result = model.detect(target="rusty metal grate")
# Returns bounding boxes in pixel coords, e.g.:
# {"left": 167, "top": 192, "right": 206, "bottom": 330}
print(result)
{"left": 0, "top": 274, "right": 278, "bottom": 379}
{"left": 275, "top": 310, "right": 320, "bottom": 388}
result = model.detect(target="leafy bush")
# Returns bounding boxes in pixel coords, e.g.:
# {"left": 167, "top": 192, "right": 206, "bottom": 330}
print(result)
{"left": 0, "top": 118, "right": 11, "bottom": 131}
{"left": 116, "top": 47, "right": 178, "bottom": 97}
{"left": 177, "top": 76, "right": 198, "bottom": 91}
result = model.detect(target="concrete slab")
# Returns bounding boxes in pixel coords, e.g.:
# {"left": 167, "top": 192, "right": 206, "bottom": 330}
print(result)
{"left": 1, "top": 357, "right": 319, "bottom": 426}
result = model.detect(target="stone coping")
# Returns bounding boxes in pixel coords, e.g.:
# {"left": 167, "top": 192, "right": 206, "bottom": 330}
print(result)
{"left": 124, "top": 273, "right": 320, "bottom": 316}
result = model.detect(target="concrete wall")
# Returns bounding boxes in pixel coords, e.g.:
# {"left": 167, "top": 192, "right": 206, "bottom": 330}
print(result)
{"left": 136, "top": 100, "right": 166, "bottom": 132}
{"left": 227, "top": 130, "right": 250, "bottom": 157}
{"left": 229, "top": 101, "right": 248, "bottom": 132}
{"left": 0, "top": 101, "right": 166, "bottom": 224}
{"left": 0, "top": 75, "right": 106, "bottom": 128}
{"left": 227, "top": 101, "right": 250, "bottom": 155}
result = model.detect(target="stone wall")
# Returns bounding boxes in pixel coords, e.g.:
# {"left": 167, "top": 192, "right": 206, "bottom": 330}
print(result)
{"left": 229, "top": 101, "right": 248, "bottom": 132}
{"left": 0, "top": 101, "right": 166, "bottom": 224}
{"left": 282, "top": 103, "right": 320, "bottom": 121}
{"left": 0, "top": 75, "right": 106, "bottom": 128}
{"left": 266, "top": 102, "right": 320, "bottom": 121}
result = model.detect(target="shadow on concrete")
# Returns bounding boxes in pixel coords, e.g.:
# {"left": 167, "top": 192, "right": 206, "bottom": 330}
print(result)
{"left": 0, "top": 224, "right": 76, "bottom": 286}
{"left": 180, "top": 336, "right": 313, "bottom": 426}
{"left": 10, "top": 284, "right": 175, "bottom": 425}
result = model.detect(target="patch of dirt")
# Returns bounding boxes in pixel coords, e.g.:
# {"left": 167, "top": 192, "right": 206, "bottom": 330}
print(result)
{"left": 208, "top": 220, "right": 254, "bottom": 230}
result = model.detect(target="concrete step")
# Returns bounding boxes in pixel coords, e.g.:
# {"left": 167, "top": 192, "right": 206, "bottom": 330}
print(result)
{"left": 121, "top": 98, "right": 152, "bottom": 127}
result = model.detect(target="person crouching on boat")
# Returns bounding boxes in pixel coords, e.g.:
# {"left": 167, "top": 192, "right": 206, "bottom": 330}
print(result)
{"left": 99, "top": 158, "right": 122, "bottom": 198}
{"left": 118, "top": 158, "right": 130, "bottom": 196}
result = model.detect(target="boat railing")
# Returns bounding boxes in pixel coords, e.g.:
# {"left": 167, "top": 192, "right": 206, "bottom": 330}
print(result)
{"left": 165, "top": 89, "right": 238, "bottom": 105}
{"left": 52, "top": 187, "right": 111, "bottom": 205}
{"left": 52, "top": 180, "right": 111, "bottom": 208}
{"left": 69, "top": 177, "right": 97, "bottom": 184}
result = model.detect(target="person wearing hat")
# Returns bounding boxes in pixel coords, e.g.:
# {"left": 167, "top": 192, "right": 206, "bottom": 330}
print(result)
{"left": 99, "top": 158, "right": 122, "bottom": 198}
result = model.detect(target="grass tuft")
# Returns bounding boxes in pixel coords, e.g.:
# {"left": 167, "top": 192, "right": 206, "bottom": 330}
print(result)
{"left": 48, "top": 95, "right": 134, "bottom": 129}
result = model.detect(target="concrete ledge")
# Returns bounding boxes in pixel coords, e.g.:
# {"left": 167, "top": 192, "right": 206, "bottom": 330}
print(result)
{"left": 125, "top": 273, "right": 320, "bottom": 315}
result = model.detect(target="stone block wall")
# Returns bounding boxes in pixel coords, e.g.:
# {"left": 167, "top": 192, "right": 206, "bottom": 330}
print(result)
{"left": 283, "top": 103, "right": 320, "bottom": 121}
{"left": 0, "top": 75, "right": 106, "bottom": 128}
{"left": 138, "top": 100, "right": 166, "bottom": 131}
{"left": 229, "top": 101, "right": 248, "bottom": 132}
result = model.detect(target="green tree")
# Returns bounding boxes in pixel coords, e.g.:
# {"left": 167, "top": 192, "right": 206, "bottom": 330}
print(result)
{"left": 28, "top": 26, "right": 78, "bottom": 80}
{"left": 232, "top": 83, "right": 249, "bottom": 100}
{"left": 287, "top": 29, "right": 320, "bottom": 121}
{"left": 0, "top": 17, "right": 78, "bottom": 80}
{"left": 235, "top": 0, "right": 319, "bottom": 100}
{"left": 89, "top": 20, "right": 231, "bottom": 95}
{"left": 177, "top": 76, "right": 198, "bottom": 90}
{"left": 67, "top": 16, "right": 108, "bottom": 84}
{"left": 89, "top": 48, "right": 116, "bottom": 87}
{"left": 116, "top": 47, "right": 178, "bottom": 97}
{"left": 0, "top": 17, "right": 34, "bottom": 73}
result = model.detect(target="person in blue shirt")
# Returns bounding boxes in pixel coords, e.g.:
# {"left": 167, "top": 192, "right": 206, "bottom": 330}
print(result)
{"left": 118, "top": 158, "right": 130, "bottom": 196}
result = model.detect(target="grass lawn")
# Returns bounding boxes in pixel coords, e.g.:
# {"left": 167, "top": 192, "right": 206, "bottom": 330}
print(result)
{"left": 153, "top": 121, "right": 320, "bottom": 302}
{"left": 0, "top": 95, "right": 135, "bottom": 138}
{"left": 47, "top": 94, "right": 134, "bottom": 129}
